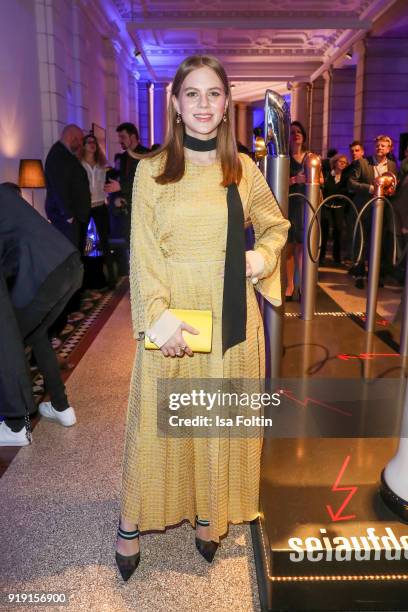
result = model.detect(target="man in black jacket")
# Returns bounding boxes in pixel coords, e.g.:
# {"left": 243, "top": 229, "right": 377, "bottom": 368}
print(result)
{"left": 104, "top": 122, "right": 149, "bottom": 247}
{"left": 348, "top": 135, "right": 398, "bottom": 288}
{"left": 45, "top": 124, "right": 91, "bottom": 252}
{"left": 0, "top": 185, "right": 83, "bottom": 447}
{"left": 45, "top": 124, "right": 91, "bottom": 320}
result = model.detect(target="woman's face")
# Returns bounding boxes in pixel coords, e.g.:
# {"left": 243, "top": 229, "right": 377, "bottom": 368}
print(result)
{"left": 173, "top": 66, "right": 227, "bottom": 140}
{"left": 84, "top": 137, "right": 97, "bottom": 156}
{"left": 290, "top": 125, "right": 304, "bottom": 148}
{"left": 335, "top": 157, "right": 348, "bottom": 172}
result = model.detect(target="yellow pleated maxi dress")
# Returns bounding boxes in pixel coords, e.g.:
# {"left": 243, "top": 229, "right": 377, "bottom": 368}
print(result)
{"left": 121, "top": 152, "right": 289, "bottom": 543}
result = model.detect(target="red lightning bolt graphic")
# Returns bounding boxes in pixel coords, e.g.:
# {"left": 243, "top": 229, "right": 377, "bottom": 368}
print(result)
{"left": 326, "top": 455, "right": 358, "bottom": 522}
{"left": 279, "top": 389, "right": 352, "bottom": 417}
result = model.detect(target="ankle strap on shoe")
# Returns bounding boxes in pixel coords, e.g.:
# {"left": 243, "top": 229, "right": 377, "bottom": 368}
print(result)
{"left": 118, "top": 527, "right": 140, "bottom": 540}
{"left": 196, "top": 516, "right": 210, "bottom": 526}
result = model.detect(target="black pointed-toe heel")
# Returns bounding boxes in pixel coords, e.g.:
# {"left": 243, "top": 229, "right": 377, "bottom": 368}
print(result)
{"left": 115, "top": 526, "right": 140, "bottom": 581}
{"left": 195, "top": 517, "right": 219, "bottom": 563}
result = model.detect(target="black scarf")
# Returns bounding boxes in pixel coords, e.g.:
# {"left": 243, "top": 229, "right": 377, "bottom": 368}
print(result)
{"left": 184, "top": 134, "right": 246, "bottom": 354}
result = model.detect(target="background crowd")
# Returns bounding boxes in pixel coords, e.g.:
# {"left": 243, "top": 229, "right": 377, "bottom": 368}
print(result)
{"left": 0, "top": 120, "right": 150, "bottom": 446}
{"left": 286, "top": 123, "right": 408, "bottom": 296}
{"left": 1, "top": 115, "right": 407, "bottom": 446}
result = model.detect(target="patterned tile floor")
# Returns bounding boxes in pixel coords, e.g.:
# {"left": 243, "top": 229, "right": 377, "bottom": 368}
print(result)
{"left": 29, "top": 285, "right": 125, "bottom": 403}
{"left": 0, "top": 279, "right": 129, "bottom": 479}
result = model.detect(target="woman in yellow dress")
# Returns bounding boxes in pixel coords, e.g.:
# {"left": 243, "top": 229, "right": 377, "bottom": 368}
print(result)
{"left": 116, "top": 54, "right": 289, "bottom": 580}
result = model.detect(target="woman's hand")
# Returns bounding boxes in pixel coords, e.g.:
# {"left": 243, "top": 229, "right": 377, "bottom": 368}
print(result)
{"left": 246, "top": 257, "right": 253, "bottom": 278}
{"left": 160, "top": 322, "right": 199, "bottom": 357}
{"left": 104, "top": 179, "right": 121, "bottom": 193}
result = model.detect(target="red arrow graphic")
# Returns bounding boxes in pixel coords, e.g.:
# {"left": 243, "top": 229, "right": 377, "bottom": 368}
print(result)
{"left": 360, "top": 316, "right": 388, "bottom": 327}
{"left": 337, "top": 352, "right": 398, "bottom": 361}
{"left": 326, "top": 455, "right": 358, "bottom": 522}
{"left": 359, "top": 353, "right": 398, "bottom": 360}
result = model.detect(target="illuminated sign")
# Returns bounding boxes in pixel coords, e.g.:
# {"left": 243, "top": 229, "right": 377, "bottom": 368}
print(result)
{"left": 288, "top": 527, "right": 408, "bottom": 563}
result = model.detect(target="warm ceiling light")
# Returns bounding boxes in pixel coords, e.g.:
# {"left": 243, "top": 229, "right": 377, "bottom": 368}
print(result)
{"left": 345, "top": 50, "right": 353, "bottom": 59}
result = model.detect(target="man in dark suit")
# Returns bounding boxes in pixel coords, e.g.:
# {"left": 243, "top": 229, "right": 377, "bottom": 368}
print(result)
{"left": 45, "top": 124, "right": 90, "bottom": 320}
{"left": 45, "top": 124, "right": 91, "bottom": 252}
{"left": 348, "top": 135, "right": 398, "bottom": 288}
{"left": 0, "top": 185, "right": 83, "bottom": 446}
{"left": 104, "top": 122, "right": 149, "bottom": 247}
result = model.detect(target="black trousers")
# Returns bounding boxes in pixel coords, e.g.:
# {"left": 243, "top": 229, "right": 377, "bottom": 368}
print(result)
{"left": 50, "top": 217, "right": 88, "bottom": 254}
{"left": 4, "top": 253, "right": 83, "bottom": 431}
{"left": 50, "top": 219, "right": 88, "bottom": 335}
{"left": 320, "top": 206, "right": 344, "bottom": 262}
{"left": 91, "top": 204, "right": 115, "bottom": 287}
{"left": 343, "top": 202, "right": 356, "bottom": 260}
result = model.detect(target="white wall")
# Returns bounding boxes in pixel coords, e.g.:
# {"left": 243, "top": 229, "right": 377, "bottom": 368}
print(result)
{"left": 0, "top": 0, "right": 135, "bottom": 215}
{"left": 0, "top": 0, "right": 43, "bottom": 203}
{"left": 81, "top": 8, "right": 109, "bottom": 140}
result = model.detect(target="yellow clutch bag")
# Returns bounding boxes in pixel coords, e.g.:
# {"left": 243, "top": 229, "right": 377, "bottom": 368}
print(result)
{"left": 144, "top": 309, "right": 213, "bottom": 353}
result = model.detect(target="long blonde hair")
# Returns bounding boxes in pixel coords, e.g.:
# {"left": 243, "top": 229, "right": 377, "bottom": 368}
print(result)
{"left": 137, "top": 55, "right": 242, "bottom": 187}
{"left": 80, "top": 133, "right": 106, "bottom": 167}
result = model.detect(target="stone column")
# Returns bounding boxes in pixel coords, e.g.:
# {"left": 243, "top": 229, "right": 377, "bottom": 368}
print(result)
{"left": 71, "top": 1, "right": 89, "bottom": 130}
{"left": 353, "top": 39, "right": 366, "bottom": 145}
{"left": 128, "top": 71, "right": 139, "bottom": 129}
{"left": 246, "top": 105, "right": 254, "bottom": 152}
{"left": 354, "top": 37, "right": 408, "bottom": 152}
{"left": 309, "top": 76, "right": 325, "bottom": 155}
{"left": 103, "top": 38, "right": 121, "bottom": 162}
{"left": 321, "top": 70, "right": 332, "bottom": 158}
{"left": 153, "top": 82, "right": 168, "bottom": 146}
{"left": 137, "top": 81, "right": 150, "bottom": 148}
{"left": 148, "top": 82, "right": 154, "bottom": 147}
{"left": 35, "top": 0, "right": 68, "bottom": 157}
{"left": 291, "top": 82, "right": 311, "bottom": 133}
{"left": 327, "top": 67, "right": 356, "bottom": 155}
{"left": 236, "top": 102, "right": 248, "bottom": 148}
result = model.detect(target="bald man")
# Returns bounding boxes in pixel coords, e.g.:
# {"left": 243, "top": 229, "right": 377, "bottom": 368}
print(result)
{"left": 45, "top": 124, "right": 91, "bottom": 251}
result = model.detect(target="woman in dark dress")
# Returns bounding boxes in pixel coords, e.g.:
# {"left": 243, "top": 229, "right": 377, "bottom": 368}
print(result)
{"left": 320, "top": 154, "right": 349, "bottom": 264}
{"left": 286, "top": 121, "right": 308, "bottom": 300}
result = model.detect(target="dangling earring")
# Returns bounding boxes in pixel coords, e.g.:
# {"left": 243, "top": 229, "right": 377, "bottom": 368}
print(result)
{"left": 223, "top": 112, "right": 227, "bottom": 123}
{"left": 176, "top": 113, "right": 182, "bottom": 124}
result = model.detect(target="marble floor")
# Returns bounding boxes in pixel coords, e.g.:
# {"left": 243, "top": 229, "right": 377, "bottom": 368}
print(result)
{"left": 0, "top": 265, "right": 404, "bottom": 612}
{"left": 0, "top": 296, "right": 260, "bottom": 612}
{"left": 318, "top": 264, "right": 403, "bottom": 322}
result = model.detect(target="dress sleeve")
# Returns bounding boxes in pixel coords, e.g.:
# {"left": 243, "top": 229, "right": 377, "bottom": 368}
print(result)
{"left": 247, "top": 160, "right": 290, "bottom": 306}
{"left": 129, "top": 159, "right": 172, "bottom": 338}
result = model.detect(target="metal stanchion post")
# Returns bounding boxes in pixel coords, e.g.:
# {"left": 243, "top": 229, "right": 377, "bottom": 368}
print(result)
{"left": 380, "top": 376, "right": 408, "bottom": 521}
{"left": 400, "top": 251, "right": 408, "bottom": 356}
{"left": 365, "top": 174, "right": 397, "bottom": 332}
{"left": 301, "top": 154, "right": 321, "bottom": 321}
{"left": 255, "top": 90, "right": 290, "bottom": 378}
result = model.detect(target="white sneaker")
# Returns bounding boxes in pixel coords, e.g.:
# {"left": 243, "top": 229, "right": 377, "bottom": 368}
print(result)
{"left": 39, "top": 402, "right": 77, "bottom": 427}
{"left": 0, "top": 421, "right": 30, "bottom": 446}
